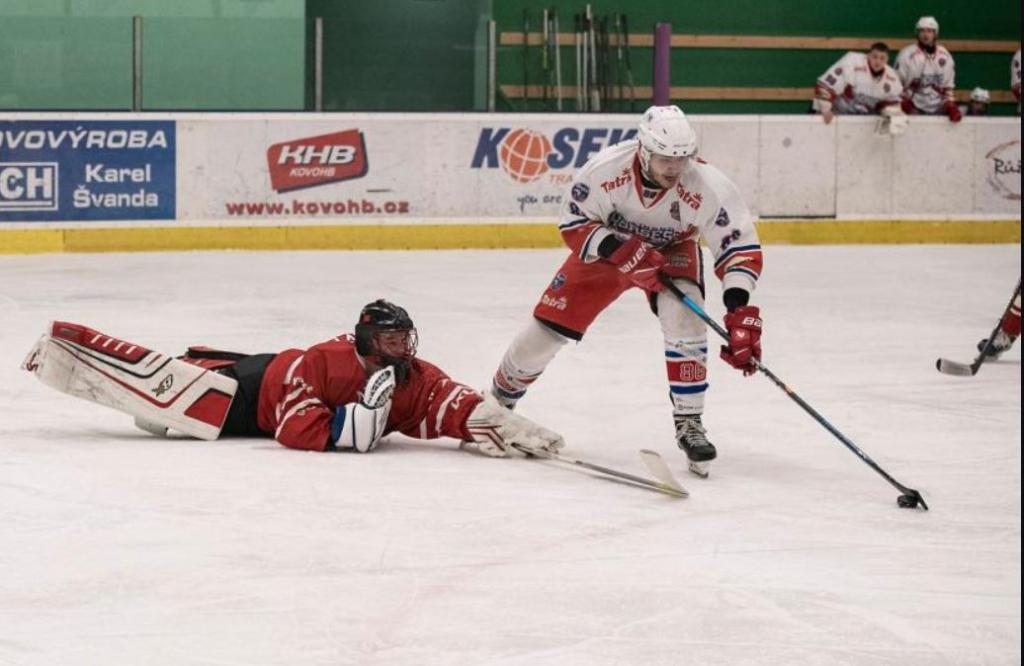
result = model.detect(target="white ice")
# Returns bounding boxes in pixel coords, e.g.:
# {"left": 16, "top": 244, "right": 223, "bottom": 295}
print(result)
{"left": 0, "top": 245, "right": 1020, "bottom": 666}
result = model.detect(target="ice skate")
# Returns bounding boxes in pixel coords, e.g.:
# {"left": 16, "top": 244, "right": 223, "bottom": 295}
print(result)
{"left": 675, "top": 414, "right": 716, "bottom": 478}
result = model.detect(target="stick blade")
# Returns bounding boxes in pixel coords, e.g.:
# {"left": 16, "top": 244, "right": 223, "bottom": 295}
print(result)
{"left": 936, "top": 357, "right": 975, "bottom": 376}
{"left": 639, "top": 449, "right": 689, "bottom": 497}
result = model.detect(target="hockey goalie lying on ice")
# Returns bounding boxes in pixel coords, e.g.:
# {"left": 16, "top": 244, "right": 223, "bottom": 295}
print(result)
{"left": 20, "top": 300, "right": 564, "bottom": 457}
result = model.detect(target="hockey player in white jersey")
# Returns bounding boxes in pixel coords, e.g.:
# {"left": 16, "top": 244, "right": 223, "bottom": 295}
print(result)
{"left": 895, "top": 16, "right": 960, "bottom": 121}
{"left": 814, "top": 42, "right": 903, "bottom": 123}
{"left": 490, "top": 105, "right": 764, "bottom": 476}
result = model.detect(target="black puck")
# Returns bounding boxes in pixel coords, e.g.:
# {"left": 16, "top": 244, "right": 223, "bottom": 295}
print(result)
{"left": 897, "top": 494, "right": 918, "bottom": 508}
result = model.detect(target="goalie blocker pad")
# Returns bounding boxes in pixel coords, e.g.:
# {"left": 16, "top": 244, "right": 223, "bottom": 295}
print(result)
{"left": 21, "top": 321, "right": 238, "bottom": 441}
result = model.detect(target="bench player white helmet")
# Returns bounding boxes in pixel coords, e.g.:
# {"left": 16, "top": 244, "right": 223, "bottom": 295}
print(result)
{"left": 637, "top": 105, "right": 698, "bottom": 175}
{"left": 915, "top": 16, "right": 939, "bottom": 34}
{"left": 970, "top": 87, "right": 990, "bottom": 103}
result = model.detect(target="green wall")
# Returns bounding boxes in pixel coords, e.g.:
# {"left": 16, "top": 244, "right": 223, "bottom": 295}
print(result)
{"left": 304, "top": 0, "right": 491, "bottom": 111}
{"left": 495, "top": 0, "right": 1022, "bottom": 114}
{"left": 1, "top": 0, "right": 1018, "bottom": 112}
{"left": 0, "top": 0, "right": 305, "bottom": 110}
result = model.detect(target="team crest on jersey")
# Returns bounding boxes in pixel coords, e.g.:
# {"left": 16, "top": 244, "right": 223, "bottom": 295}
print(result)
{"left": 884, "top": 83, "right": 891, "bottom": 92}
{"left": 571, "top": 182, "right": 590, "bottom": 202}
{"left": 550, "top": 272, "right": 567, "bottom": 291}
{"left": 939, "top": 58, "right": 946, "bottom": 66}
{"left": 826, "top": 74, "right": 837, "bottom": 85}
{"left": 834, "top": 67, "right": 843, "bottom": 75}
{"left": 670, "top": 201, "right": 681, "bottom": 221}
{"left": 714, "top": 207, "right": 731, "bottom": 227}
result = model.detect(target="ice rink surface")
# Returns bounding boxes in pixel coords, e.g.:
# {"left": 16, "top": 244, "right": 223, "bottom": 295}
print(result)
{"left": 0, "top": 245, "right": 1020, "bottom": 666}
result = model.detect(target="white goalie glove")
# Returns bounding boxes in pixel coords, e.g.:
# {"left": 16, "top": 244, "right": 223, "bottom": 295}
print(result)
{"left": 332, "top": 366, "right": 395, "bottom": 453}
{"left": 464, "top": 393, "right": 565, "bottom": 457}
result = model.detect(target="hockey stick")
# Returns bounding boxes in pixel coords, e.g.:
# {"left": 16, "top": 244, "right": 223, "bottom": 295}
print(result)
{"left": 574, "top": 14, "right": 583, "bottom": 111}
{"left": 936, "top": 277, "right": 1021, "bottom": 376}
{"left": 522, "top": 10, "right": 530, "bottom": 110}
{"left": 552, "top": 9, "right": 563, "bottom": 111}
{"left": 586, "top": 4, "right": 600, "bottom": 111}
{"left": 659, "top": 276, "right": 929, "bottom": 511}
{"left": 621, "top": 13, "right": 636, "bottom": 111}
{"left": 541, "top": 9, "right": 550, "bottom": 109}
{"left": 614, "top": 13, "right": 625, "bottom": 111}
{"left": 512, "top": 443, "right": 689, "bottom": 498}
{"left": 598, "top": 14, "right": 606, "bottom": 109}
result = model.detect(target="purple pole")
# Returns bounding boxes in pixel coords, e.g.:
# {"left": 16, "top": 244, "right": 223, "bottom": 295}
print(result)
{"left": 653, "top": 22, "right": 671, "bottom": 105}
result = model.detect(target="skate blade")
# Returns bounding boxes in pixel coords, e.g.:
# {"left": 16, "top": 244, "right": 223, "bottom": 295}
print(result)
{"left": 688, "top": 461, "right": 710, "bottom": 478}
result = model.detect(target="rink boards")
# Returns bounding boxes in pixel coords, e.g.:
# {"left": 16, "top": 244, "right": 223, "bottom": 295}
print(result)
{"left": 0, "top": 112, "right": 1020, "bottom": 253}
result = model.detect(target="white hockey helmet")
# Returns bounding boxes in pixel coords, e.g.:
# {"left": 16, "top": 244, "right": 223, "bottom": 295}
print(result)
{"left": 915, "top": 16, "right": 939, "bottom": 34}
{"left": 637, "top": 105, "right": 697, "bottom": 174}
{"left": 970, "top": 87, "right": 990, "bottom": 103}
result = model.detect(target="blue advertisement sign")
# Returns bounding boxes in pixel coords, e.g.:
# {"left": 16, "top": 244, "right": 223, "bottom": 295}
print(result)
{"left": 0, "top": 120, "right": 175, "bottom": 222}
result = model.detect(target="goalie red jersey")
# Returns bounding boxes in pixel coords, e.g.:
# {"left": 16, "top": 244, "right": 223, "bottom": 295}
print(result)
{"left": 257, "top": 334, "right": 481, "bottom": 451}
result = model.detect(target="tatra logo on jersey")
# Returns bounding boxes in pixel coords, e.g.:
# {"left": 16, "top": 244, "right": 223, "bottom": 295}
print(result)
{"left": 677, "top": 185, "right": 703, "bottom": 211}
{"left": 470, "top": 127, "right": 637, "bottom": 184}
{"left": 540, "top": 294, "right": 568, "bottom": 310}
{"left": 601, "top": 172, "right": 632, "bottom": 192}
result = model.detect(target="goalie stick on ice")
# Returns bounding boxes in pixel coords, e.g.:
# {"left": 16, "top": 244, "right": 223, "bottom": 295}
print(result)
{"left": 513, "top": 443, "right": 689, "bottom": 498}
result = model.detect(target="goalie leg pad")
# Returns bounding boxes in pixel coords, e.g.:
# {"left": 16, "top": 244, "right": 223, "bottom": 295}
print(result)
{"left": 22, "top": 321, "right": 238, "bottom": 441}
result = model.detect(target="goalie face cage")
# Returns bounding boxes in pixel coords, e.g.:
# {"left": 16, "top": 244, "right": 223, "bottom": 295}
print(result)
{"left": 370, "top": 328, "right": 418, "bottom": 361}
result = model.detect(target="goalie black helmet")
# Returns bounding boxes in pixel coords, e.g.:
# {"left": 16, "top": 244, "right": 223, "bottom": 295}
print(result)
{"left": 354, "top": 300, "right": 418, "bottom": 382}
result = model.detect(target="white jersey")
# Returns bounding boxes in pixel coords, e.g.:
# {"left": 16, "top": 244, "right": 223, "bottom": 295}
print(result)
{"left": 895, "top": 43, "right": 955, "bottom": 114}
{"left": 1012, "top": 49, "right": 1021, "bottom": 113}
{"left": 558, "top": 140, "right": 762, "bottom": 293}
{"left": 814, "top": 51, "right": 903, "bottom": 114}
